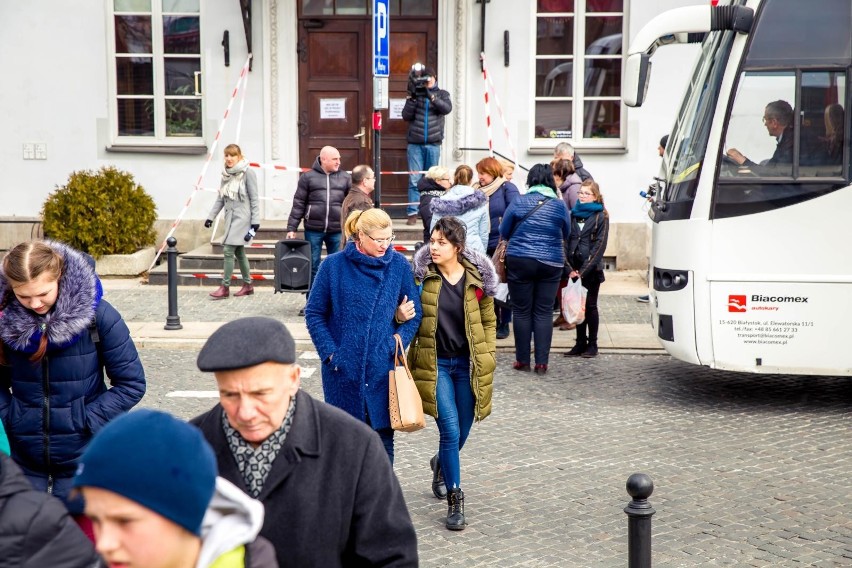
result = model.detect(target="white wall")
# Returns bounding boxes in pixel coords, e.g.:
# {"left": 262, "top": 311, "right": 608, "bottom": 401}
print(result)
{"left": 0, "top": 0, "right": 267, "bottom": 220}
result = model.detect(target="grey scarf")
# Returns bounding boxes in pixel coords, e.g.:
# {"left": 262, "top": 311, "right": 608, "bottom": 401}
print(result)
{"left": 220, "top": 159, "right": 250, "bottom": 200}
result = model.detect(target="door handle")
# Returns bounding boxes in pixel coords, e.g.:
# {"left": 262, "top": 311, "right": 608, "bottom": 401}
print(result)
{"left": 354, "top": 126, "right": 366, "bottom": 148}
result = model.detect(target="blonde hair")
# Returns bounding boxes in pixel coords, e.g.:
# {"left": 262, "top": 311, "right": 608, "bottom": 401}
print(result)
{"left": 453, "top": 165, "right": 473, "bottom": 186}
{"left": 344, "top": 208, "right": 392, "bottom": 241}
{"left": 223, "top": 143, "right": 243, "bottom": 157}
{"left": 497, "top": 158, "right": 515, "bottom": 174}
{"left": 425, "top": 165, "right": 449, "bottom": 181}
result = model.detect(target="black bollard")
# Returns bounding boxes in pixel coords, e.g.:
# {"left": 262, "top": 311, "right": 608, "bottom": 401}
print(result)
{"left": 624, "top": 473, "right": 655, "bottom": 568}
{"left": 164, "top": 237, "right": 183, "bottom": 330}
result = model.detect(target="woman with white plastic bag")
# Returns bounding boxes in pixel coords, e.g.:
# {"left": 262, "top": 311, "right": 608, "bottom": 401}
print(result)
{"left": 564, "top": 180, "right": 609, "bottom": 358}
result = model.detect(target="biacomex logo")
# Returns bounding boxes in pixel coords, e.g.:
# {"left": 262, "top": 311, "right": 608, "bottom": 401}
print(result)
{"left": 728, "top": 295, "right": 747, "bottom": 312}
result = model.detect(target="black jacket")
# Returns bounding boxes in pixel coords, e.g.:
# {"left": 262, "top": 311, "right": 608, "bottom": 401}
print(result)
{"left": 417, "top": 177, "right": 446, "bottom": 242}
{"left": 0, "top": 453, "right": 99, "bottom": 568}
{"left": 191, "top": 391, "right": 418, "bottom": 568}
{"left": 286, "top": 157, "right": 352, "bottom": 233}
{"left": 402, "top": 86, "right": 452, "bottom": 145}
{"left": 567, "top": 210, "right": 609, "bottom": 279}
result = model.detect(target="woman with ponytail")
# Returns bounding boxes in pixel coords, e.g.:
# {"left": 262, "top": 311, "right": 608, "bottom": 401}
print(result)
{"left": 0, "top": 240, "right": 146, "bottom": 523}
{"left": 305, "top": 209, "right": 422, "bottom": 464}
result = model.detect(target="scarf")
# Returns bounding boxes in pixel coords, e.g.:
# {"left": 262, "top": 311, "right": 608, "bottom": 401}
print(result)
{"left": 571, "top": 201, "right": 604, "bottom": 220}
{"left": 476, "top": 175, "right": 506, "bottom": 197}
{"left": 220, "top": 159, "right": 250, "bottom": 200}
{"left": 527, "top": 185, "right": 558, "bottom": 200}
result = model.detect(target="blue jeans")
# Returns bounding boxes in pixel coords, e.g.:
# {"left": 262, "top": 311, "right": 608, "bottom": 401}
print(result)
{"left": 407, "top": 143, "right": 441, "bottom": 216}
{"left": 303, "top": 230, "right": 341, "bottom": 296}
{"left": 435, "top": 355, "right": 475, "bottom": 490}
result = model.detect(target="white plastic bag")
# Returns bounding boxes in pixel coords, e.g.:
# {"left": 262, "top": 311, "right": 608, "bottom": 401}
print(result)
{"left": 495, "top": 282, "right": 509, "bottom": 304}
{"left": 561, "top": 277, "right": 587, "bottom": 326}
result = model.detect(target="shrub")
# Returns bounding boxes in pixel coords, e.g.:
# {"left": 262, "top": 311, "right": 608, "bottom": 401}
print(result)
{"left": 42, "top": 166, "right": 157, "bottom": 258}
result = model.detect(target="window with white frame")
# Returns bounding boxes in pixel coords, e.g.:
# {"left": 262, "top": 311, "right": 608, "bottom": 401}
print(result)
{"left": 110, "top": 0, "right": 202, "bottom": 143}
{"left": 534, "top": 0, "right": 625, "bottom": 146}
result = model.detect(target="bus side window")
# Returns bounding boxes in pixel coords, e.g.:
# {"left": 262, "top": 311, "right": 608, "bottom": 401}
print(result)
{"left": 799, "top": 71, "right": 845, "bottom": 178}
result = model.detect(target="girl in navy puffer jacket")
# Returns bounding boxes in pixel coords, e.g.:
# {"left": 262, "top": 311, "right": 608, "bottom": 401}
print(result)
{"left": 0, "top": 240, "right": 145, "bottom": 517}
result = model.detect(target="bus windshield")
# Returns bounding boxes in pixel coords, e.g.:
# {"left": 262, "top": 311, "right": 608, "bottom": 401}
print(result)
{"left": 663, "top": 30, "right": 735, "bottom": 206}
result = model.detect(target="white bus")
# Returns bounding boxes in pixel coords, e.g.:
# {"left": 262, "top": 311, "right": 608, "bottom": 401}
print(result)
{"left": 625, "top": 0, "right": 852, "bottom": 376}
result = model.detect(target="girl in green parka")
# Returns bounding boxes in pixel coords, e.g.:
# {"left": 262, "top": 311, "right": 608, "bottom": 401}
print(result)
{"left": 409, "top": 217, "right": 498, "bottom": 531}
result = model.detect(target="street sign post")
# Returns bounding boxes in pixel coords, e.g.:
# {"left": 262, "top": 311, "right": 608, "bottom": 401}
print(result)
{"left": 373, "top": 0, "right": 390, "bottom": 208}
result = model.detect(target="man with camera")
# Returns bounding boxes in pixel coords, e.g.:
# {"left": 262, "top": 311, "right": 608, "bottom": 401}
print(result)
{"left": 402, "top": 63, "right": 452, "bottom": 225}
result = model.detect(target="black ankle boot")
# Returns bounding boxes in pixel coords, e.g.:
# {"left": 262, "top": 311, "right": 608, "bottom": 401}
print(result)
{"left": 430, "top": 453, "right": 447, "bottom": 499}
{"left": 446, "top": 488, "right": 466, "bottom": 531}
{"left": 565, "top": 340, "right": 588, "bottom": 357}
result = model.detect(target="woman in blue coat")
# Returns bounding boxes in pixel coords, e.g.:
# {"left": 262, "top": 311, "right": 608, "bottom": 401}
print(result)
{"left": 0, "top": 240, "right": 146, "bottom": 518}
{"left": 305, "top": 208, "right": 422, "bottom": 464}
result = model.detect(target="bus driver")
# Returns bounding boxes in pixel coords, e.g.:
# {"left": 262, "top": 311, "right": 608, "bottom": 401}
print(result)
{"left": 725, "top": 100, "right": 794, "bottom": 176}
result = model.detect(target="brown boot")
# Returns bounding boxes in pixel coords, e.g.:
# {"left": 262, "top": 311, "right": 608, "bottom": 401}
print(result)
{"left": 234, "top": 283, "right": 254, "bottom": 297}
{"left": 406, "top": 214, "right": 418, "bottom": 225}
{"left": 553, "top": 314, "right": 566, "bottom": 328}
{"left": 209, "top": 285, "right": 230, "bottom": 300}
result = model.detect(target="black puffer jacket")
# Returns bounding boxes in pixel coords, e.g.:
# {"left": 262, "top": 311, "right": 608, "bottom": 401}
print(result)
{"left": 402, "top": 86, "right": 452, "bottom": 145}
{"left": 286, "top": 157, "right": 352, "bottom": 233}
{"left": 0, "top": 453, "right": 100, "bottom": 568}
{"left": 417, "top": 177, "right": 445, "bottom": 242}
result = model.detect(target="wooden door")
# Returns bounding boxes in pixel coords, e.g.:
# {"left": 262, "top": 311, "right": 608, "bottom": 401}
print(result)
{"left": 297, "top": 10, "right": 437, "bottom": 216}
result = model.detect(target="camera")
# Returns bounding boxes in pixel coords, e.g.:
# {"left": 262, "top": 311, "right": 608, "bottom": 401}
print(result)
{"left": 639, "top": 177, "right": 663, "bottom": 200}
{"left": 407, "top": 62, "right": 431, "bottom": 98}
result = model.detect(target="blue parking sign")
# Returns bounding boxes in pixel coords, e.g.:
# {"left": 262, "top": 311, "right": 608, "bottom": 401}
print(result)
{"left": 373, "top": 0, "right": 389, "bottom": 77}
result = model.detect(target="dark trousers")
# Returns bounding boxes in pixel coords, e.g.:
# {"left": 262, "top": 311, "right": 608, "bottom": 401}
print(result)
{"left": 576, "top": 271, "right": 602, "bottom": 346}
{"left": 506, "top": 255, "right": 563, "bottom": 366}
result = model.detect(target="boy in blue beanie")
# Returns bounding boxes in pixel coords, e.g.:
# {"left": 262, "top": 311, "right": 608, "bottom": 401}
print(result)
{"left": 73, "top": 409, "right": 277, "bottom": 568}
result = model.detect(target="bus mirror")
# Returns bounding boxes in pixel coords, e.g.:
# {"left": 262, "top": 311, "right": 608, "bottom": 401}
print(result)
{"left": 623, "top": 53, "right": 652, "bottom": 107}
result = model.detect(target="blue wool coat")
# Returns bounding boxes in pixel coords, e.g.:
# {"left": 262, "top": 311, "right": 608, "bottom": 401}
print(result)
{"left": 0, "top": 242, "right": 145, "bottom": 512}
{"left": 305, "top": 242, "right": 422, "bottom": 430}
{"left": 484, "top": 181, "right": 521, "bottom": 251}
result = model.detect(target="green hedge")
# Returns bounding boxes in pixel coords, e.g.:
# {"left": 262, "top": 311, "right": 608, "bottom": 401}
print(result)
{"left": 42, "top": 166, "right": 157, "bottom": 258}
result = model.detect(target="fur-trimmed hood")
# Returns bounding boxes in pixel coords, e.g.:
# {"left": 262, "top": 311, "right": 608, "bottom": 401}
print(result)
{"left": 412, "top": 245, "right": 499, "bottom": 297}
{"left": 0, "top": 240, "right": 103, "bottom": 353}
{"left": 429, "top": 186, "right": 488, "bottom": 216}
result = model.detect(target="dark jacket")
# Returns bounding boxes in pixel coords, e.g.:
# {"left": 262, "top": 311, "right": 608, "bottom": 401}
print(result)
{"left": 498, "top": 193, "right": 571, "bottom": 267}
{"left": 286, "top": 157, "right": 352, "bottom": 233}
{"left": 418, "top": 177, "right": 445, "bottom": 242}
{"left": 191, "top": 392, "right": 418, "bottom": 568}
{"left": 305, "top": 243, "right": 422, "bottom": 431}
{"left": 484, "top": 181, "right": 521, "bottom": 252}
{"left": 745, "top": 126, "right": 794, "bottom": 176}
{"left": 409, "top": 247, "right": 497, "bottom": 421}
{"left": 0, "top": 453, "right": 100, "bottom": 568}
{"left": 0, "top": 242, "right": 145, "bottom": 513}
{"left": 573, "top": 153, "right": 593, "bottom": 181}
{"left": 339, "top": 187, "right": 374, "bottom": 250}
{"left": 567, "top": 210, "right": 609, "bottom": 279}
{"left": 402, "top": 85, "right": 452, "bottom": 145}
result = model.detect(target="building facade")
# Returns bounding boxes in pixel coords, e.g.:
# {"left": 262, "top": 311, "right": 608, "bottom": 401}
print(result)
{"left": 1, "top": 0, "right": 702, "bottom": 268}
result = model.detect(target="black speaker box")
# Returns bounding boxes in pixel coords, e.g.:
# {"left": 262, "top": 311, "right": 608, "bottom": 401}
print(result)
{"left": 274, "top": 239, "right": 312, "bottom": 293}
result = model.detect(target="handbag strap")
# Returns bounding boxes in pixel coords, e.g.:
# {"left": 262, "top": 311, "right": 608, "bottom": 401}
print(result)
{"left": 393, "top": 334, "right": 407, "bottom": 367}
{"left": 507, "top": 199, "right": 548, "bottom": 240}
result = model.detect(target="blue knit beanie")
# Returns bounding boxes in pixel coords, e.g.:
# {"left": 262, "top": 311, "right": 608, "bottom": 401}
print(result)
{"left": 73, "top": 409, "right": 217, "bottom": 536}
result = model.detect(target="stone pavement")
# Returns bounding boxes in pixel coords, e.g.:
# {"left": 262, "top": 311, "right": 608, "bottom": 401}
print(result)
{"left": 103, "top": 270, "right": 661, "bottom": 352}
{"left": 140, "top": 347, "right": 852, "bottom": 567}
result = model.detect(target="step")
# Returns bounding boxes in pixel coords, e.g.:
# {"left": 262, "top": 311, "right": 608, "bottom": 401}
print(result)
{"left": 147, "top": 267, "right": 281, "bottom": 288}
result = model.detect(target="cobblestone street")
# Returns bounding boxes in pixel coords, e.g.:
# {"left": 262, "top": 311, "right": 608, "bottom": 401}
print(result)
{"left": 137, "top": 346, "right": 852, "bottom": 567}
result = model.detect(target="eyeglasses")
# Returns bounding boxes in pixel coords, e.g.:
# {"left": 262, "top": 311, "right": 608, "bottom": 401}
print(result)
{"left": 762, "top": 116, "right": 773, "bottom": 124}
{"left": 440, "top": 177, "right": 451, "bottom": 181}
{"left": 577, "top": 191, "right": 594, "bottom": 196}
{"left": 364, "top": 233, "right": 396, "bottom": 246}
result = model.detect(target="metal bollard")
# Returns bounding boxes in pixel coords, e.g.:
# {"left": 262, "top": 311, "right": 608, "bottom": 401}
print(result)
{"left": 624, "top": 473, "right": 655, "bottom": 568}
{"left": 164, "top": 237, "right": 183, "bottom": 330}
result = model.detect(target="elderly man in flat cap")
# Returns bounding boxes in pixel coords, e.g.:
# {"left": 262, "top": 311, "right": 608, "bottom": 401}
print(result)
{"left": 191, "top": 316, "right": 418, "bottom": 568}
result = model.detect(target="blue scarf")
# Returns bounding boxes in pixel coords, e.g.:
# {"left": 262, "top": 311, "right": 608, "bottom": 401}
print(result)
{"left": 571, "top": 201, "right": 603, "bottom": 220}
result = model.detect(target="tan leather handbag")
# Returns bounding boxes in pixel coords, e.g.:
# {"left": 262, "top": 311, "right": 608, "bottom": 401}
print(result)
{"left": 388, "top": 334, "right": 425, "bottom": 432}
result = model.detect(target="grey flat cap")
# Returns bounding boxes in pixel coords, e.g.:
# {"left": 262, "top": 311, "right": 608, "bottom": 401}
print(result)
{"left": 197, "top": 317, "right": 296, "bottom": 372}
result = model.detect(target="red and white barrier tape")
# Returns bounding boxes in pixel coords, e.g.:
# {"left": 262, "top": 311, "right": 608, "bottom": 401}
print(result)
{"left": 189, "top": 273, "right": 275, "bottom": 281}
{"left": 148, "top": 55, "right": 253, "bottom": 272}
{"left": 480, "top": 52, "right": 518, "bottom": 163}
{"left": 247, "top": 162, "right": 424, "bottom": 176}
{"left": 480, "top": 59, "right": 494, "bottom": 157}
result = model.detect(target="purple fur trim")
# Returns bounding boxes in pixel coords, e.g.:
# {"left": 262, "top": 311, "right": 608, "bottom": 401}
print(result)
{"left": 0, "top": 241, "right": 101, "bottom": 352}
{"left": 429, "top": 189, "right": 488, "bottom": 216}
{"left": 412, "top": 246, "right": 499, "bottom": 297}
